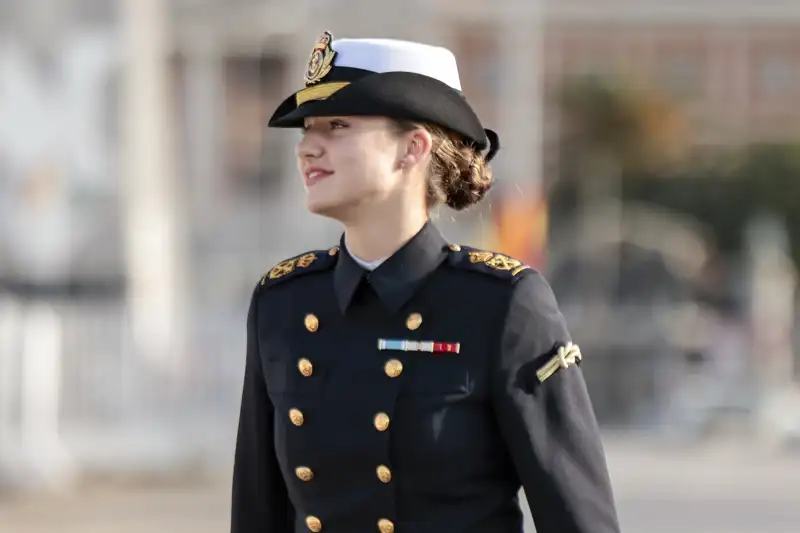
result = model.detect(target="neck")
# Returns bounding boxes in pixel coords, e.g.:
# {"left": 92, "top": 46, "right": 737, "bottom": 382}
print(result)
{"left": 343, "top": 202, "right": 428, "bottom": 262}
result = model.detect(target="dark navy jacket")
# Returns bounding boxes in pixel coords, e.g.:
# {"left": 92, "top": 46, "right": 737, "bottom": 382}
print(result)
{"left": 232, "top": 222, "right": 620, "bottom": 533}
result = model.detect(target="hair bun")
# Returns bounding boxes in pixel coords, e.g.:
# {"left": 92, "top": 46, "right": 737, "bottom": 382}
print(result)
{"left": 442, "top": 155, "right": 493, "bottom": 210}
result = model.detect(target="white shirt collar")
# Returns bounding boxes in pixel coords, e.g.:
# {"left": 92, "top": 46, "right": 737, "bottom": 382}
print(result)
{"left": 349, "top": 252, "right": 387, "bottom": 271}
{"left": 344, "top": 234, "right": 388, "bottom": 271}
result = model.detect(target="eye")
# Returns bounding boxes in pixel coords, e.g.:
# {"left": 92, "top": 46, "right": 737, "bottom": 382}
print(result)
{"left": 329, "top": 119, "right": 349, "bottom": 130}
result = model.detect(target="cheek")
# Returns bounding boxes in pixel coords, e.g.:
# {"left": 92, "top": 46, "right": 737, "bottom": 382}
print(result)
{"left": 330, "top": 146, "right": 379, "bottom": 186}
{"left": 326, "top": 134, "right": 400, "bottom": 193}
{"left": 355, "top": 145, "right": 398, "bottom": 188}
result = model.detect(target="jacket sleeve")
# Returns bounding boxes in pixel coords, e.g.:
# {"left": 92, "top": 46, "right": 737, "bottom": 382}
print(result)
{"left": 231, "top": 285, "right": 294, "bottom": 533}
{"left": 490, "top": 271, "right": 620, "bottom": 533}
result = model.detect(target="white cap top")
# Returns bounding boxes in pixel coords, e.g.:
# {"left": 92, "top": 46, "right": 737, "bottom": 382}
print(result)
{"left": 331, "top": 38, "right": 463, "bottom": 91}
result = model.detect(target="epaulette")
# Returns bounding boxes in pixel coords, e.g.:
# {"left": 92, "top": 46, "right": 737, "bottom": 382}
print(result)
{"left": 259, "top": 246, "right": 340, "bottom": 288}
{"left": 445, "top": 244, "right": 531, "bottom": 282}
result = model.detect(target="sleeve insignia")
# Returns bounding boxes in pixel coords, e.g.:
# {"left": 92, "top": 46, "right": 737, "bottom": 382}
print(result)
{"left": 260, "top": 250, "right": 333, "bottom": 287}
{"left": 536, "top": 343, "right": 583, "bottom": 383}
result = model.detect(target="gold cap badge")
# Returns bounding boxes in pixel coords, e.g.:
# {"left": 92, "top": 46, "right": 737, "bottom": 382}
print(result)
{"left": 305, "top": 31, "right": 336, "bottom": 86}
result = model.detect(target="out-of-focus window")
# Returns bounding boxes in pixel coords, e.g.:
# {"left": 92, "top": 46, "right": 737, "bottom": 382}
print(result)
{"left": 756, "top": 54, "right": 799, "bottom": 99}
{"left": 222, "top": 54, "right": 287, "bottom": 196}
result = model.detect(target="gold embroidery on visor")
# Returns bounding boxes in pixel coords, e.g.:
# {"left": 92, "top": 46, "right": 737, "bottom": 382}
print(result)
{"left": 295, "top": 81, "right": 351, "bottom": 106}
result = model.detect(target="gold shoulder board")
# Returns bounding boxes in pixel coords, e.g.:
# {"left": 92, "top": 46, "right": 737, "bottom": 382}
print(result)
{"left": 260, "top": 247, "right": 339, "bottom": 288}
{"left": 447, "top": 245, "right": 531, "bottom": 279}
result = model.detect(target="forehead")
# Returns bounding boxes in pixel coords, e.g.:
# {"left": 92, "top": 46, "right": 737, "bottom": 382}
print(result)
{"left": 303, "top": 115, "right": 392, "bottom": 127}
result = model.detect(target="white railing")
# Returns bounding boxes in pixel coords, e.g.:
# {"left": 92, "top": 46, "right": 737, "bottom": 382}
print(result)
{"left": 0, "top": 294, "right": 247, "bottom": 490}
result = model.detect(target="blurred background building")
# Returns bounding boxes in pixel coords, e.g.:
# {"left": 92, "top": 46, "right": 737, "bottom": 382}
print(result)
{"left": 2, "top": 1, "right": 800, "bottom": 532}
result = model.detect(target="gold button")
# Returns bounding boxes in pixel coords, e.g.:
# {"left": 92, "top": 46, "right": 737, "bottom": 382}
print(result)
{"left": 374, "top": 412, "right": 390, "bottom": 432}
{"left": 377, "top": 518, "right": 394, "bottom": 533}
{"left": 376, "top": 465, "right": 392, "bottom": 483}
{"left": 298, "top": 358, "right": 313, "bottom": 377}
{"left": 304, "top": 314, "right": 319, "bottom": 332}
{"left": 289, "top": 408, "right": 305, "bottom": 426}
{"left": 406, "top": 312, "right": 423, "bottom": 331}
{"left": 384, "top": 359, "right": 403, "bottom": 378}
{"left": 295, "top": 466, "right": 314, "bottom": 481}
{"left": 448, "top": 244, "right": 461, "bottom": 252}
{"left": 328, "top": 246, "right": 339, "bottom": 256}
{"left": 306, "top": 515, "right": 322, "bottom": 532}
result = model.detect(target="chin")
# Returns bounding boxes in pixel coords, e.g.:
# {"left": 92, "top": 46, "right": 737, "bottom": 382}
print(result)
{"left": 305, "top": 192, "right": 363, "bottom": 223}
{"left": 305, "top": 194, "right": 345, "bottom": 219}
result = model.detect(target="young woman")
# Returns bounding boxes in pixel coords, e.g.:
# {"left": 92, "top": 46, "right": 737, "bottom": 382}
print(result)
{"left": 232, "top": 32, "right": 620, "bottom": 533}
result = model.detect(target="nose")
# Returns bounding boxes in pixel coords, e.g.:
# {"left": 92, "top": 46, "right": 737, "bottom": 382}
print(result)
{"left": 296, "top": 129, "right": 324, "bottom": 160}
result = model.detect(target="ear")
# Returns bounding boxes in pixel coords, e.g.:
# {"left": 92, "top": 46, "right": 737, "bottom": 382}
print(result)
{"left": 402, "top": 127, "right": 433, "bottom": 169}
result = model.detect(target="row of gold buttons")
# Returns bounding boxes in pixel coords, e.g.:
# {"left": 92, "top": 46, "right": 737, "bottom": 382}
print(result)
{"left": 368, "top": 312, "right": 419, "bottom": 533}
{"left": 295, "top": 308, "right": 419, "bottom": 533}
{"left": 294, "top": 310, "right": 319, "bottom": 532}
{"left": 288, "top": 409, "right": 391, "bottom": 431}
{"left": 297, "top": 356, "right": 405, "bottom": 379}
{"left": 304, "top": 311, "right": 422, "bottom": 334}
{"left": 294, "top": 463, "right": 391, "bottom": 485}
{"left": 304, "top": 516, "right": 395, "bottom": 533}
{"left": 372, "top": 354, "right": 399, "bottom": 526}
{"left": 292, "top": 312, "right": 318, "bottom": 472}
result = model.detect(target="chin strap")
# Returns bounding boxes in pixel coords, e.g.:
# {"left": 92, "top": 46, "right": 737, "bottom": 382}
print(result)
{"left": 483, "top": 128, "right": 501, "bottom": 162}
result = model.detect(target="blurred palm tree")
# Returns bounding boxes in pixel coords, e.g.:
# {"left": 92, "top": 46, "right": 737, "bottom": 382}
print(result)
{"left": 556, "top": 74, "right": 688, "bottom": 180}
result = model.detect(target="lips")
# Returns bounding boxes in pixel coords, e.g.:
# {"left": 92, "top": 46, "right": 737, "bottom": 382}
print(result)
{"left": 303, "top": 167, "right": 334, "bottom": 187}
